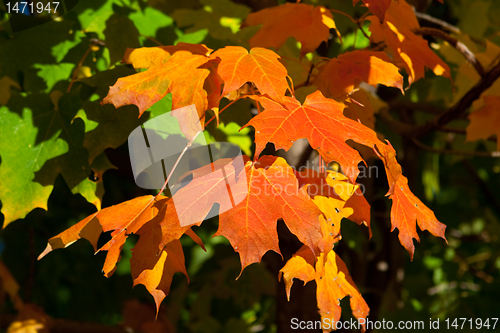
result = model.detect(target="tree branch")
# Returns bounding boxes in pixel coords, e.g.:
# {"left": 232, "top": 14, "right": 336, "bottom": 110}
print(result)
{"left": 414, "top": 11, "right": 460, "bottom": 34}
{"left": 379, "top": 60, "right": 500, "bottom": 138}
{"left": 412, "top": 60, "right": 500, "bottom": 137}
{"left": 387, "top": 100, "right": 446, "bottom": 115}
{"left": 411, "top": 139, "right": 500, "bottom": 158}
{"left": 413, "top": 27, "right": 485, "bottom": 77}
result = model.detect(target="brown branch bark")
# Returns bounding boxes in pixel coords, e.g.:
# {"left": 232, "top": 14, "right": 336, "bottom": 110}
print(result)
{"left": 411, "top": 139, "right": 500, "bottom": 158}
{"left": 413, "top": 27, "right": 485, "bottom": 77}
{"left": 387, "top": 100, "right": 446, "bottom": 115}
{"left": 379, "top": 60, "right": 500, "bottom": 139}
{"left": 414, "top": 11, "right": 461, "bottom": 34}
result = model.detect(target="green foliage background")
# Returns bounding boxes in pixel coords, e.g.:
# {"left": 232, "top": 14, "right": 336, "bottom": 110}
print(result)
{"left": 0, "top": 0, "right": 499, "bottom": 332}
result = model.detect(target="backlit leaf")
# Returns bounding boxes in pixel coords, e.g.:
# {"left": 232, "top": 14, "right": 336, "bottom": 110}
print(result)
{"left": 246, "top": 91, "right": 380, "bottom": 182}
{"left": 314, "top": 50, "right": 403, "bottom": 100}
{"left": 211, "top": 46, "right": 291, "bottom": 103}
{"left": 367, "top": 0, "right": 451, "bottom": 85}
{"left": 280, "top": 247, "right": 369, "bottom": 332}
{"left": 467, "top": 95, "right": 500, "bottom": 150}
{"left": 102, "top": 51, "right": 211, "bottom": 118}
{"left": 242, "top": 3, "right": 337, "bottom": 57}
{"left": 353, "top": 0, "right": 391, "bottom": 22}
{"left": 216, "top": 156, "right": 322, "bottom": 274}
{"left": 376, "top": 142, "right": 447, "bottom": 259}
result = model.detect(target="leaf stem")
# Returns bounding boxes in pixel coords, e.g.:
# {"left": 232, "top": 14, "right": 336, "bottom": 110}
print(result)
{"left": 328, "top": 9, "right": 357, "bottom": 24}
{"left": 67, "top": 45, "right": 92, "bottom": 92}
{"left": 140, "top": 34, "right": 163, "bottom": 46}
{"left": 155, "top": 130, "right": 203, "bottom": 198}
{"left": 204, "top": 98, "right": 240, "bottom": 127}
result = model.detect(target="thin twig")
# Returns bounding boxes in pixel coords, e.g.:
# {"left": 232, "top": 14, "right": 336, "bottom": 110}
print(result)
{"left": 140, "top": 34, "right": 163, "bottom": 46}
{"left": 414, "top": 11, "right": 460, "bottom": 34}
{"left": 67, "top": 46, "right": 92, "bottom": 92}
{"left": 155, "top": 131, "right": 202, "bottom": 198}
{"left": 438, "top": 127, "right": 497, "bottom": 143}
{"left": 412, "top": 60, "right": 500, "bottom": 137}
{"left": 379, "top": 61, "right": 500, "bottom": 138}
{"left": 356, "top": 21, "right": 371, "bottom": 41}
{"left": 440, "top": 127, "right": 466, "bottom": 135}
{"left": 204, "top": 98, "right": 240, "bottom": 127}
{"left": 387, "top": 100, "right": 446, "bottom": 115}
{"left": 411, "top": 139, "right": 500, "bottom": 158}
{"left": 328, "top": 9, "right": 357, "bottom": 23}
{"left": 67, "top": 38, "right": 104, "bottom": 92}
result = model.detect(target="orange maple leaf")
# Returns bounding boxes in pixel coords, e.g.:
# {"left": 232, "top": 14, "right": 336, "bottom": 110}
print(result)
{"left": 280, "top": 247, "right": 369, "bottom": 332}
{"left": 216, "top": 156, "right": 322, "bottom": 274}
{"left": 131, "top": 221, "right": 189, "bottom": 313}
{"left": 314, "top": 50, "right": 404, "bottom": 100}
{"left": 38, "top": 195, "right": 163, "bottom": 276}
{"left": 241, "top": 3, "right": 337, "bottom": 58}
{"left": 466, "top": 95, "right": 500, "bottom": 150}
{"left": 122, "top": 42, "right": 213, "bottom": 69}
{"left": 353, "top": 0, "right": 392, "bottom": 22}
{"left": 295, "top": 169, "right": 372, "bottom": 239}
{"left": 246, "top": 91, "right": 380, "bottom": 182}
{"left": 367, "top": 0, "right": 451, "bottom": 85}
{"left": 102, "top": 50, "right": 212, "bottom": 119}
{"left": 376, "top": 142, "right": 447, "bottom": 259}
{"left": 211, "top": 46, "right": 291, "bottom": 103}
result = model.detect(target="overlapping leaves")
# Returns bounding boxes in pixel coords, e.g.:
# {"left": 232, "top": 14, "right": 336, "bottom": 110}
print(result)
{"left": 27, "top": 0, "right": 454, "bottom": 326}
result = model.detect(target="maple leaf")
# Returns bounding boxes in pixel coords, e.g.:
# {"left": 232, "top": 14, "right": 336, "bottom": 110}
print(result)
{"left": 155, "top": 156, "right": 248, "bottom": 232}
{"left": 216, "top": 156, "right": 322, "bottom": 274}
{"left": 367, "top": 0, "right": 451, "bottom": 85}
{"left": 466, "top": 95, "right": 500, "bottom": 150}
{"left": 296, "top": 169, "right": 372, "bottom": 240}
{"left": 376, "top": 142, "right": 447, "bottom": 259}
{"left": 211, "top": 46, "right": 290, "bottom": 102}
{"left": 79, "top": 67, "right": 147, "bottom": 164}
{"left": 131, "top": 221, "right": 189, "bottom": 313}
{"left": 38, "top": 195, "right": 165, "bottom": 276}
{"left": 0, "top": 91, "right": 107, "bottom": 228}
{"left": 122, "top": 42, "right": 213, "bottom": 69}
{"left": 246, "top": 91, "right": 380, "bottom": 182}
{"left": 314, "top": 50, "right": 403, "bottom": 100}
{"left": 353, "top": 0, "right": 391, "bottom": 22}
{"left": 280, "top": 247, "right": 369, "bottom": 332}
{"left": 241, "top": 3, "right": 337, "bottom": 58}
{"left": 102, "top": 50, "right": 211, "bottom": 119}
{"left": 313, "top": 195, "right": 352, "bottom": 252}
{"left": 324, "top": 171, "right": 372, "bottom": 238}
